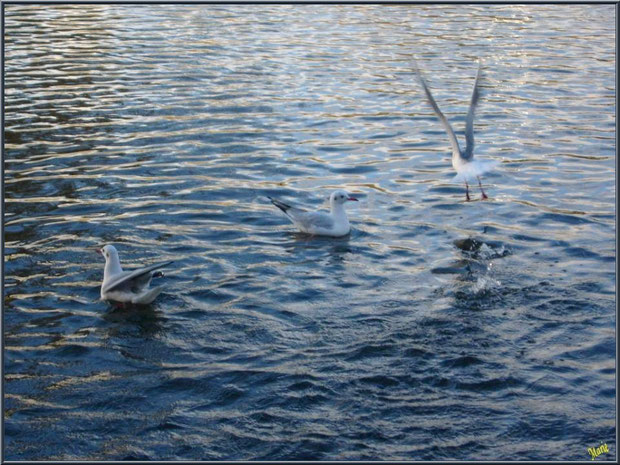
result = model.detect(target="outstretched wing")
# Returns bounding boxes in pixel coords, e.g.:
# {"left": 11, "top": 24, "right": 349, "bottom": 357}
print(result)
{"left": 463, "top": 63, "right": 482, "bottom": 160}
{"left": 415, "top": 63, "right": 462, "bottom": 158}
{"left": 103, "top": 261, "right": 173, "bottom": 293}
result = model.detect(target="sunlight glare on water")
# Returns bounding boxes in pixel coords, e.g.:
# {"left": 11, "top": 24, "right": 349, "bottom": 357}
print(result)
{"left": 3, "top": 4, "right": 616, "bottom": 461}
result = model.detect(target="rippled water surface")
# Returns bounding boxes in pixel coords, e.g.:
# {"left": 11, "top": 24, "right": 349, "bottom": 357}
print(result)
{"left": 3, "top": 4, "right": 616, "bottom": 461}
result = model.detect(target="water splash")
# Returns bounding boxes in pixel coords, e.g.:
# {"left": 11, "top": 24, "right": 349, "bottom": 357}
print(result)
{"left": 472, "top": 262, "right": 502, "bottom": 294}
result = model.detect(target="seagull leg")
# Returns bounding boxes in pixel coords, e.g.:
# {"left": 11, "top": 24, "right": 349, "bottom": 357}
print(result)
{"left": 477, "top": 176, "right": 488, "bottom": 199}
{"left": 465, "top": 181, "right": 471, "bottom": 201}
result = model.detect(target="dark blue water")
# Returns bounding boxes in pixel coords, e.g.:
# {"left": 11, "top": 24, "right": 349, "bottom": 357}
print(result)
{"left": 3, "top": 4, "right": 616, "bottom": 461}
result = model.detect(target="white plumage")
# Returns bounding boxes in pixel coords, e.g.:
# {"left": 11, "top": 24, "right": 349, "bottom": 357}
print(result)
{"left": 99, "top": 244, "right": 172, "bottom": 305}
{"left": 268, "top": 190, "right": 358, "bottom": 237}
{"left": 416, "top": 61, "right": 499, "bottom": 200}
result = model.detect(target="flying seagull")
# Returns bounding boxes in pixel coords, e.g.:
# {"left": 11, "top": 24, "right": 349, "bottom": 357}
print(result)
{"left": 416, "top": 61, "right": 499, "bottom": 200}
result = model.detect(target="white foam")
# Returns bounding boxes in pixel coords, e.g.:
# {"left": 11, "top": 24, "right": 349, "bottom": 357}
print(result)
{"left": 472, "top": 274, "right": 502, "bottom": 294}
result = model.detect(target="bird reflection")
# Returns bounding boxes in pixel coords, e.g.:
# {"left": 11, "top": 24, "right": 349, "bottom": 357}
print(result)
{"left": 101, "top": 303, "right": 166, "bottom": 339}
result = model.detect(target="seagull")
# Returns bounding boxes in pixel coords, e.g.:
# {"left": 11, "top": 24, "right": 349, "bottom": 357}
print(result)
{"left": 98, "top": 244, "right": 172, "bottom": 305}
{"left": 416, "top": 61, "right": 499, "bottom": 201}
{"left": 268, "top": 190, "right": 358, "bottom": 237}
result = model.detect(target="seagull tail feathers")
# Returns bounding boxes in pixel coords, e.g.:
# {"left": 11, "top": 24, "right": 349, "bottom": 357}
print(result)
{"left": 268, "top": 196, "right": 292, "bottom": 214}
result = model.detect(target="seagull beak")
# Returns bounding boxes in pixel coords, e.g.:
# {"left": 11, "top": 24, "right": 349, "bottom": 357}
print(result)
{"left": 347, "top": 197, "right": 358, "bottom": 202}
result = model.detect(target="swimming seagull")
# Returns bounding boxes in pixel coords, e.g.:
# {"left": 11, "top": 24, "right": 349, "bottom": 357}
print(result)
{"left": 99, "top": 244, "right": 172, "bottom": 305}
{"left": 415, "top": 61, "right": 499, "bottom": 201}
{"left": 268, "top": 190, "right": 358, "bottom": 237}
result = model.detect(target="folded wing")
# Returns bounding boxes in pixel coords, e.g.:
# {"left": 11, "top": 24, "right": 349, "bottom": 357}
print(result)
{"left": 292, "top": 211, "right": 335, "bottom": 232}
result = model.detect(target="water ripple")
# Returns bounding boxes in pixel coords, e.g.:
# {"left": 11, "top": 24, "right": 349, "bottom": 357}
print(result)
{"left": 4, "top": 3, "right": 615, "bottom": 462}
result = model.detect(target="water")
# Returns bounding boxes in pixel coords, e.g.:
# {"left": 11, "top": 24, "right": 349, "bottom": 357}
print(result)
{"left": 3, "top": 4, "right": 615, "bottom": 461}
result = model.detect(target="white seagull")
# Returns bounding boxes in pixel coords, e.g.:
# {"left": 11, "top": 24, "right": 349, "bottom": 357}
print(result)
{"left": 268, "top": 190, "right": 358, "bottom": 237}
{"left": 98, "top": 244, "right": 172, "bottom": 305}
{"left": 416, "top": 62, "right": 499, "bottom": 201}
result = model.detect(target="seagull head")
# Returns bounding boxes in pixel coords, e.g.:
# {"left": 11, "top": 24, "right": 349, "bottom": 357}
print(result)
{"left": 330, "top": 190, "right": 358, "bottom": 206}
{"left": 98, "top": 244, "right": 119, "bottom": 262}
{"left": 99, "top": 244, "right": 123, "bottom": 276}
